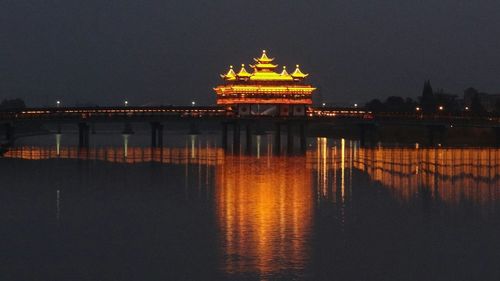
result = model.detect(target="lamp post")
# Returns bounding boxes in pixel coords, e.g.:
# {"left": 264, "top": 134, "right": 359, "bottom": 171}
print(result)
{"left": 56, "top": 100, "right": 61, "bottom": 108}
{"left": 191, "top": 101, "right": 196, "bottom": 107}
{"left": 124, "top": 100, "right": 128, "bottom": 107}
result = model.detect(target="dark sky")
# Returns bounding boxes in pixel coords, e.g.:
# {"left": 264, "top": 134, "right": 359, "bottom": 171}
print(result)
{"left": 2, "top": 0, "right": 500, "bottom": 106}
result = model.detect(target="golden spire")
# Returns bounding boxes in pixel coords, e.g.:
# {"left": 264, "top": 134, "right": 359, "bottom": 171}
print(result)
{"left": 254, "top": 50, "right": 275, "bottom": 63}
{"left": 280, "top": 66, "right": 290, "bottom": 76}
{"left": 291, "top": 64, "right": 308, "bottom": 79}
{"left": 236, "top": 64, "right": 252, "bottom": 79}
{"left": 220, "top": 65, "right": 236, "bottom": 80}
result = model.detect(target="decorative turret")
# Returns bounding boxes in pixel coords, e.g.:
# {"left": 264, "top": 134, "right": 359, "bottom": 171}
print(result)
{"left": 251, "top": 50, "right": 278, "bottom": 72}
{"left": 254, "top": 50, "right": 274, "bottom": 63}
{"left": 236, "top": 64, "right": 252, "bottom": 79}
{"left": 291, "top": 64, "right": 308, "bottom": 80}
{"left": 221, "top": 65, "right": 236, "bottom": 81}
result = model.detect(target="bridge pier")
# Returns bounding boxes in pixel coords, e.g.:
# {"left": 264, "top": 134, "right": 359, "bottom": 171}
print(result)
{"left": 151, "top": 122, "right": 163, "bottom": 147}
{"left": 274, "top": 123, "right": 281, "bottom": 155}
{"left": 245, "top": 123, "right": 252, "bottom": 154}
{"left": 221, "top": 123, "right": 228, "bottom": 150}
{"left": 122, "top": 123, "right": 134, "bottom": 135}
{"left": 78, "top": 122, "right": 90, "bottom": 148}
{"left": 287, "top": 122, "right": 294, "bottom": 154}
{"left": 4, "top": 123, "right": 15, "bottom": 145}
{"left": 233, "top": 122, "right": 241, "bottom": 154}
{"left": 299, "top": 122, "right": 307, "bottom": 153}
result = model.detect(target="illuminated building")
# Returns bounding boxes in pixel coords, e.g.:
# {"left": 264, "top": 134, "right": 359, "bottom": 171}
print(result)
{"left": 214, "top": 50, "right": 316, "bottom": 116}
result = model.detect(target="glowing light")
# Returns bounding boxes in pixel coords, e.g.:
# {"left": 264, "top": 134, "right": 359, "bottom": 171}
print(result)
{"left": 416, "top": 107, "right": 421, "bottom": 111}
{"left": 56, "top": 100, "right": 61, "bottom": 107}
{"left": 191, "top": 101, "right": 196, "bottom": 106}
{"left": 438, "top": 106, "right": 444, "bottom": 111}
{"left": 124, "top": 100, "right": 129, "bottom": 106}
{"left": 354, "top": 103, "right": 358, "bottom": 108}
{"left": 465, "top": 106, "right": 469, "bottom": 111}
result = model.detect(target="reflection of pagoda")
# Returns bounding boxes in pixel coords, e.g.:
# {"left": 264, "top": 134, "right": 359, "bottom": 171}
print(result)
{"left": 214, "top": 50, "right": 316, "bottom": 116}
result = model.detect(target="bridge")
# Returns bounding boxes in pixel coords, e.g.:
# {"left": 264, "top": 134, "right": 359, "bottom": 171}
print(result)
{"left": 1, "top": 105, "right": 500, "bottom": 151}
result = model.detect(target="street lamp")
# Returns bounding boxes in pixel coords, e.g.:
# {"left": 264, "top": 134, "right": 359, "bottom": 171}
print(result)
{"left": 322, "top": 102, "right": 326, "bottom": 107}
{"left": 354, "top": 103, "right": 358, "bottom": 108}
{"left": 465, "top": 106, "right": 469, "bottom": 111}
{"left": 124, "top": 100, "right": 128, "bottom": 107}
{"left": 438, "top": 106, "right": 444, "bottom": 111}
{"left": 416, "top": 107, "right": 421, "bottom": 111}
{"left": 56, "top": 100, "right": 61, "bottom": 108}
{"left": 191, "top": 101, "right": 196, "bottom": 106}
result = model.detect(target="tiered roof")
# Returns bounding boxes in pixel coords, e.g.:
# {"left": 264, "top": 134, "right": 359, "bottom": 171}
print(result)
{"left": 220, "top": 50, "right": 309, "bottom": 82}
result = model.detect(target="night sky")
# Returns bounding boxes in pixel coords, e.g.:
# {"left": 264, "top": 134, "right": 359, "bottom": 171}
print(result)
{"left": 2, "top": 0, "right": 500, "bottom": 106}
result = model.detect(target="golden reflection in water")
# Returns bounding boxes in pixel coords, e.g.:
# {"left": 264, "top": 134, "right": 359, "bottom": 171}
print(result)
{"left": 216, "top": 155, "right": 313, "bottom": 276}
{"left": 354, "top": 147, "right": 500, "bottom": 207}
{"left": 3, "top": 146, "right": 225, "bottom": 166}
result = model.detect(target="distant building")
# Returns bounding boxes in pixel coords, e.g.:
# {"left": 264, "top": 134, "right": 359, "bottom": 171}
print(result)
{"left": 214, "top": 50, "right": 316, "bottom": 116}
{"left": 464, "top": 88, "right": 500, "bottom": 112}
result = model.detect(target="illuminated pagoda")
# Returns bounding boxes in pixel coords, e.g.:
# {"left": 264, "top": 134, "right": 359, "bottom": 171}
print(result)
{"left": 214, "top": 50, "right": 316, "bottom": 116}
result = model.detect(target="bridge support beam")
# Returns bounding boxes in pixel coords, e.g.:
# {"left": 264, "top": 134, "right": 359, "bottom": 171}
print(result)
{"left": 287, "top": 122, "right": 294, "bottom": 154}
{"left": 233, "top": 122, "right": 240, "bottom": 154}
{"left": 274, "top": 123, "right": 281, "bottom": 155}
{"left": 151, "top": 122, "right": 163, "bottom": 148}
{"left": 78, "top": 122, "right": 90, "bottom": 148}
{"left": 221, "top": 123, "right": 228, "bottom": 150}
{"left": 245, "top": 124, "right": 252, "bottom": 154}
{"left": 4, "top": 123, "right": 15, "bottom": 145}
{"left": 299, "top": 122, "right": 307, "bottom": 153}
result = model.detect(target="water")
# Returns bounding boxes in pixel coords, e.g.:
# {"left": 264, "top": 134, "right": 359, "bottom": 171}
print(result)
{"left": 1, "top": 134, "right": 500, "bottom": 280}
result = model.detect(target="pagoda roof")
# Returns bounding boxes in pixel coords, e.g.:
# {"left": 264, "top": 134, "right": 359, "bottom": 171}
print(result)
{"left": 291, "top": 65, "right": 309, "bottom": 79}
{"left": 236, "top": 64, "right": 252, "bottom": 78}
{"left": 220, "top": 65, "right": 236, "bottom": 80}
{"left": 254, "top": 50, "right": 274, "bottom": 63}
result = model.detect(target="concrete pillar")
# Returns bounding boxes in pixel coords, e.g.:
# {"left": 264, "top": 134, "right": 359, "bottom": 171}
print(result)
{"left": 299, "top": 122, "right": 307, "bottom": 153}
{"left": 151, "top": 122, "right": 158, "bottom": 147}
{"left": 233, "top": 122, "right": 240, "bottom": 154}
{"left": 245, "top": 124, "right": 252, "bottom": 154}
{"left": 4, "top": 123, "right": 14, "bottom": 144}
{"left": 359, "top": 124, "right": 366, "bottom": 147}
{"left": 274, "top": 123, "right": 281, "bottom": 155}
{"left": 287, "top": 122, "right": 294, "bottom": 154}
{"left": 78, "top": 122, "right": 90, "bottom": 148}
{"left": 221, "top": 123, "right": 228, "bottom": 150}
{"left": 157, "top": 123, "right": 163, "bottom": 147}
